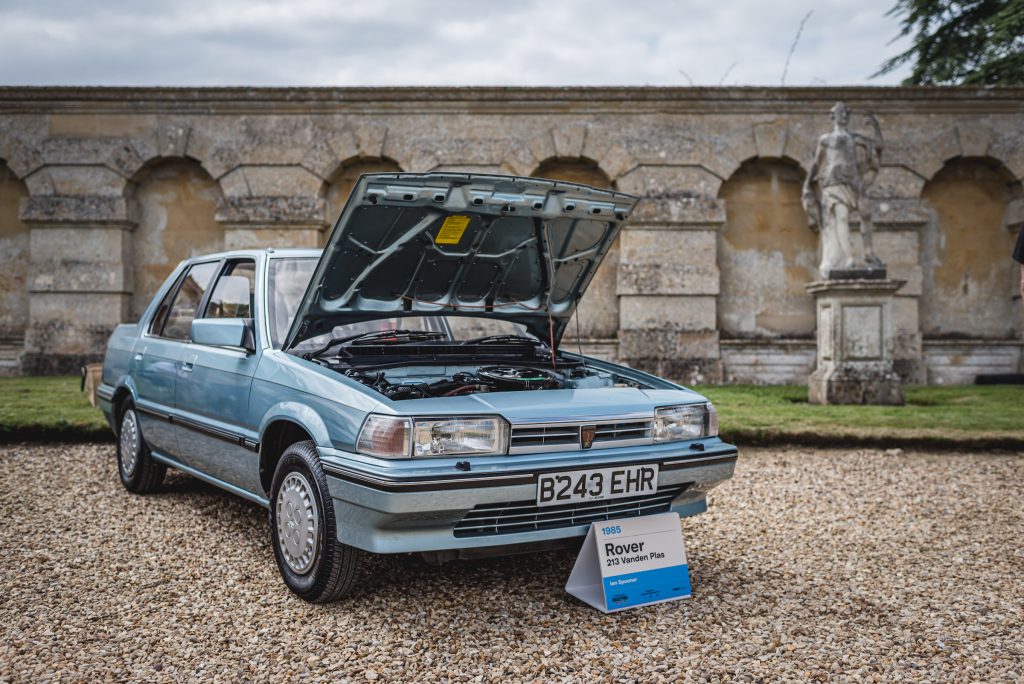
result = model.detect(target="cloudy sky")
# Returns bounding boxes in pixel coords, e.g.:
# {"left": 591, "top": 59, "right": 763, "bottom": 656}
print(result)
{"left": 0, "top": 0, "right": 913, "bottom": 87}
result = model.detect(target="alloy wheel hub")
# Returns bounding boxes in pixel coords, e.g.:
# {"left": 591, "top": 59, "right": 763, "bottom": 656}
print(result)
{"left": 276, "top": 472, "right": 319, "bottom": 574}
{"left": 119, "top": 410, "right": 140, "bottom": 477}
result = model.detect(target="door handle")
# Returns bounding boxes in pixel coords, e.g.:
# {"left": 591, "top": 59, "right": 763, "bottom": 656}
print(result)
{"left": 181, "top": 354, "right": 198, "bottom": 372}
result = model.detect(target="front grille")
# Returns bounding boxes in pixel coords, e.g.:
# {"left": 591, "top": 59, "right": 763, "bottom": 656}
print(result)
{"left": 509, "top": 425, "right": 579, "bottom": 450}
{"left": 508, "top": 418, "right": 654, "bottom": 454}
{"left": 453, "top": 484, "right": 688, "bottom": 538}
{"left": 594, "top": 420, "right": 652, "bottom": 443}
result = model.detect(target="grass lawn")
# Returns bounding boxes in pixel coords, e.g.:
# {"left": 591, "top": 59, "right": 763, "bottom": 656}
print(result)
{"left": 695, "top": 384, "right": 1024, "bottom": 448}
{"left": 0, "top": 375, "right": 1020, "bottom": 447}
{"left": 0, "top": 375, "right": 109, "bottom": 441}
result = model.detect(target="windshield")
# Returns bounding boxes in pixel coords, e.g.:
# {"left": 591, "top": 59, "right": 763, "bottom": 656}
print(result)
{"left": 267, "top": 257, "right": 533, "bottom": 350}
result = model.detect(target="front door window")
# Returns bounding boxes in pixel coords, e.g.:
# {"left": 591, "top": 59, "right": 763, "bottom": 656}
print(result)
{"left": 204, "top": 260, "right": 256, "bottom": 320}
{"left": 160, "top": 261, "right": 220, "bottom": 340}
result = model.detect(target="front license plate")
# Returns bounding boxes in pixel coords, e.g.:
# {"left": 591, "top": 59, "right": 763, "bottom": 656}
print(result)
{"left": 536, "top": 464, "right": 659, "bottom": 507}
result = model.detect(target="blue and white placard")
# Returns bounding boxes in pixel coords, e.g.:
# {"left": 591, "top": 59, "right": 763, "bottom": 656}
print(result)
{"left": 565, "top": 512, "right": 691, "bottom": 612}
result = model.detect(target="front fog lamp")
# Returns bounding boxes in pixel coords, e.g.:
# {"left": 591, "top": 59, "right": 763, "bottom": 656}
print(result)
{"left": 654, "top": 403, "right": 718, "bottom": 443}
{"left": 356, "top": 415, "right": 411, "bottom": 458}
{"left": 412, "top": 417, "right": 508, "bottom": 457}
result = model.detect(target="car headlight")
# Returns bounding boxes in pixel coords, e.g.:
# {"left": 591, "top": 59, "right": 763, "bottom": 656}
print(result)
{"left": 355, "top": 414, "right": 508, "bottom": 458}
{"left": 412, "top": 416, "right": 508, "bottom": 457}
{"left": 653, "top": 403, "right": 717, "bottom": 443}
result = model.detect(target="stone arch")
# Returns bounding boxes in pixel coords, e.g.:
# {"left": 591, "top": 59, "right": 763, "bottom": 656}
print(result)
{"left": 920, "top": 156, "right": 1023, "bottom": 339}
{"left": 532, "top": 157, "right": 610, "bottom": 186}
{"left": 126, "top": 157, "right": 224, "bottom": 319}
{"left": 0, "top": 131, "right": 43, "bottom": 180}
{"left": 321, "top": 157, "right": 403, "bottom": 244}
{"left": 531, "top": 157, "right": 619, "bottom": 340}
{"left": 717, "top": 157, "right": 817, "bottom": 338}
{"left": 0, "top": 159, "right": 30, "bottom": 345}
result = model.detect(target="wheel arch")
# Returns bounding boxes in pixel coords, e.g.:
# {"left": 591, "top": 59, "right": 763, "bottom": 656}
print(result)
{"left": 257, "top": 404, "right": 332, "bottom": 496}
{"left": 110, "top": 378, "right": 140, "bottom": 434}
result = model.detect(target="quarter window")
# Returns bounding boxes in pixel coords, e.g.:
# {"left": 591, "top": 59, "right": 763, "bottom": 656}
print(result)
{"left": 148, "top": 271, "right": 184, "bottom": 336}
{"left": 160, "top": 261, "right": 220, "bottom": 340}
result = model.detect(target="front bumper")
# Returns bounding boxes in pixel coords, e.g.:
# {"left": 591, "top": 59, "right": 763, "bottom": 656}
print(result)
{"left": 319, "top": 438, "right": 737, "bottom": 554}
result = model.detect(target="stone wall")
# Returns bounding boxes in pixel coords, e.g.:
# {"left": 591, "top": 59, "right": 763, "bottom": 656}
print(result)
{"left": 0, "top": 86, "right": 1021, "bottom": 382}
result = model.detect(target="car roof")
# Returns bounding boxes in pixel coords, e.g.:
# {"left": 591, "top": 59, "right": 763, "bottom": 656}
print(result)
{"left": 185, "top": 248, "right": 323, "bottom": 263}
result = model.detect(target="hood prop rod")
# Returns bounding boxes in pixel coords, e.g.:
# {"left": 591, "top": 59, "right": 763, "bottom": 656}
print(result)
{"left": 542, "top": 220, "right": 557, "bottom": 371}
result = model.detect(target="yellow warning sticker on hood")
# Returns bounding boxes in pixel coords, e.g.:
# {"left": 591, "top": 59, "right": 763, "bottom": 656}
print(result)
{"left": 435, "top": 215, "right": 471, "bottom": 245}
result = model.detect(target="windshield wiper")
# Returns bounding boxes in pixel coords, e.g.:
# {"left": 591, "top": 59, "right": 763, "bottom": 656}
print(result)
{"left": 304, "top": 329, "right": 446, "bottom": 359}
{"left": 459, "top": 334, "right": 543, "bottom": 346}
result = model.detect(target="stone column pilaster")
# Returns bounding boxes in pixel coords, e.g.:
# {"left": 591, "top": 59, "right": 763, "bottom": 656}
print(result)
{"left": 21, "top": 195, "right": 134, "bottom": 374}
{"left": 216, "top": 196, "right": 328, "bottom": 249}
{"left": 614, "top": 166, "right": 724, "bottom": 384}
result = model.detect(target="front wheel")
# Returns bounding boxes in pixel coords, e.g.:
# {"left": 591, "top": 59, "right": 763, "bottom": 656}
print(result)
{"left": 269, "top": 441, "right": 374, "bottom": 602}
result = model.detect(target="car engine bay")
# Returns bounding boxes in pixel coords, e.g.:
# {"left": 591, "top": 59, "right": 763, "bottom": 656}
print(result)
{"left": 341, "top": 363, "right": 643, "bottom": 400}
{"left": 308, "top": 338, "right": 647, "bottom": 400}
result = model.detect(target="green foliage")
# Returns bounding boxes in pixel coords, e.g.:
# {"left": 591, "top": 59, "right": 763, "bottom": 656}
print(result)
{"left": 694, "top": 383, "right": 1024, "bottom": 445}
{"left": 876, "top": 0, "right": 1024, "bottom": 84}
{"left": 0, "top": 376, "right": 1021, "bottom": 447}
{"left": 0, "top": 376, "right": 109, "bottom": 440}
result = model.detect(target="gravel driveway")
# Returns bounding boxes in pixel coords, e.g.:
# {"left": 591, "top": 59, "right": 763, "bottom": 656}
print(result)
{"left": 1, "top": 443, "right": 1021, "bottom": 682}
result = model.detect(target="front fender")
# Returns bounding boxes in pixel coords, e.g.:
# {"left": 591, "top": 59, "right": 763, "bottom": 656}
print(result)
{"left": 251, "top": 350, "right": 383, "bottom": 452}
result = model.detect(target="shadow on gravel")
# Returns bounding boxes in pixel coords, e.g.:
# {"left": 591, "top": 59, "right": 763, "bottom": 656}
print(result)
{"left": 159, "top": 470, "right": 241, "bottom": 498}
{"left": 137, "top": 466, "right": 762, "bottom": 614}
{"left": 152, "top": 469, "right": 587, "bottom": 605}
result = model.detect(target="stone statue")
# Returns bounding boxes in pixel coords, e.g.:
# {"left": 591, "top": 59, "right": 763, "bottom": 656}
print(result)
{"left": 802, "top": 101, "right": 885, "bottom": 278}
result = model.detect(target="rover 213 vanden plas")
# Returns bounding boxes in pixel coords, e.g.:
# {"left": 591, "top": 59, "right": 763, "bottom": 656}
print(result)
{"left": 98, "top": 173, "right": 738, "bottom": 602}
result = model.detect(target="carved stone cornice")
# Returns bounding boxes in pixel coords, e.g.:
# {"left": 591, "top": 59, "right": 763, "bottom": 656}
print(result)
{"left": 1, "top": 86, "right": 1022, "bottom": 116}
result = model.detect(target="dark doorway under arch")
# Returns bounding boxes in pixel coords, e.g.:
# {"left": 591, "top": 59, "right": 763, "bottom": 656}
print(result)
{"left": 128, "top": 158, "right": 224, "bottom": 319}
{"left": 0, "top": 161, "right": 29, "bottom": 343}
{"left": 717, "top": 158, "right": 816, "bottom": 339}
{"left": 920, "top": 157, "right": 1022, "bottom": 339}
{"left": 532, "top": 158, "right": 618, "bottom": 340}
{"left": 323, "top": 158, "right": 403, "bottom": 244}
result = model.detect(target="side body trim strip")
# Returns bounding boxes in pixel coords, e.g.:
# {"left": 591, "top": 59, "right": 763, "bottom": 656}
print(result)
{"left": 135, "top": 405, "right": 259, "bottom": 452}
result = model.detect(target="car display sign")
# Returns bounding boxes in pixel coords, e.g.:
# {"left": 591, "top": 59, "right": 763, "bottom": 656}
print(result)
{"left": 536, "top": 464, "right": 659, "bottom": 507}
{"left": 566, "top": 512, "right": 691, "bottom": 613}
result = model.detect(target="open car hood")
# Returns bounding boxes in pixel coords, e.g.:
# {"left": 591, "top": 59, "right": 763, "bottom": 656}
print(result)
{"left": 282, "top": 173, "right": 639, "bottom": 351}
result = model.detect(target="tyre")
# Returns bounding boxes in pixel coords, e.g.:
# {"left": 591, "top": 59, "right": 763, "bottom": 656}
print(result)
{"left": 116, "top": 403, "right": 166, "bottom": 494}
{"left": 269, "top": 440, "right": 374, "bottom": 602}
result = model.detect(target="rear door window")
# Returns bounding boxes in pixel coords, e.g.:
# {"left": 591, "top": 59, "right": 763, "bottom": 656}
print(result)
{"left": 148, "top": 271, "right": 186, "bottom": 336}
{"left": 159, "top": 261, "right": 221, "bottom": 340}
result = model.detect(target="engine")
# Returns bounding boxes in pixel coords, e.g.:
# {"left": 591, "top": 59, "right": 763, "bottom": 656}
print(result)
{"left": 342, "top": 364, "right": 619, "bottom": 400}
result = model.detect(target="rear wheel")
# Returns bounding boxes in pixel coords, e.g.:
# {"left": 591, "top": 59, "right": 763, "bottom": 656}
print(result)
{"left": 117, "top": 404, "right": 166, "bottom": 494}
{"left": 269, "top": 441, "right": 374, "bottom": 602}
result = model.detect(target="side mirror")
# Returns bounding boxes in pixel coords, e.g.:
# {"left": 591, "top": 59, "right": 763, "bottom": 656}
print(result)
{"left": 190, "top": 318, "right": 256, "bottom": 354}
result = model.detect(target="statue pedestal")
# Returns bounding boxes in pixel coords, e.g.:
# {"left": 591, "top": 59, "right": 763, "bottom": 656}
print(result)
{"left": 806, "top": 278, "right": 906, "bottom": 405}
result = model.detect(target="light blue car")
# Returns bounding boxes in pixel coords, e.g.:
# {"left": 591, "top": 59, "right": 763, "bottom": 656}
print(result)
{"left": 99, "top": 173, "right": 738, "bottom": 602}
